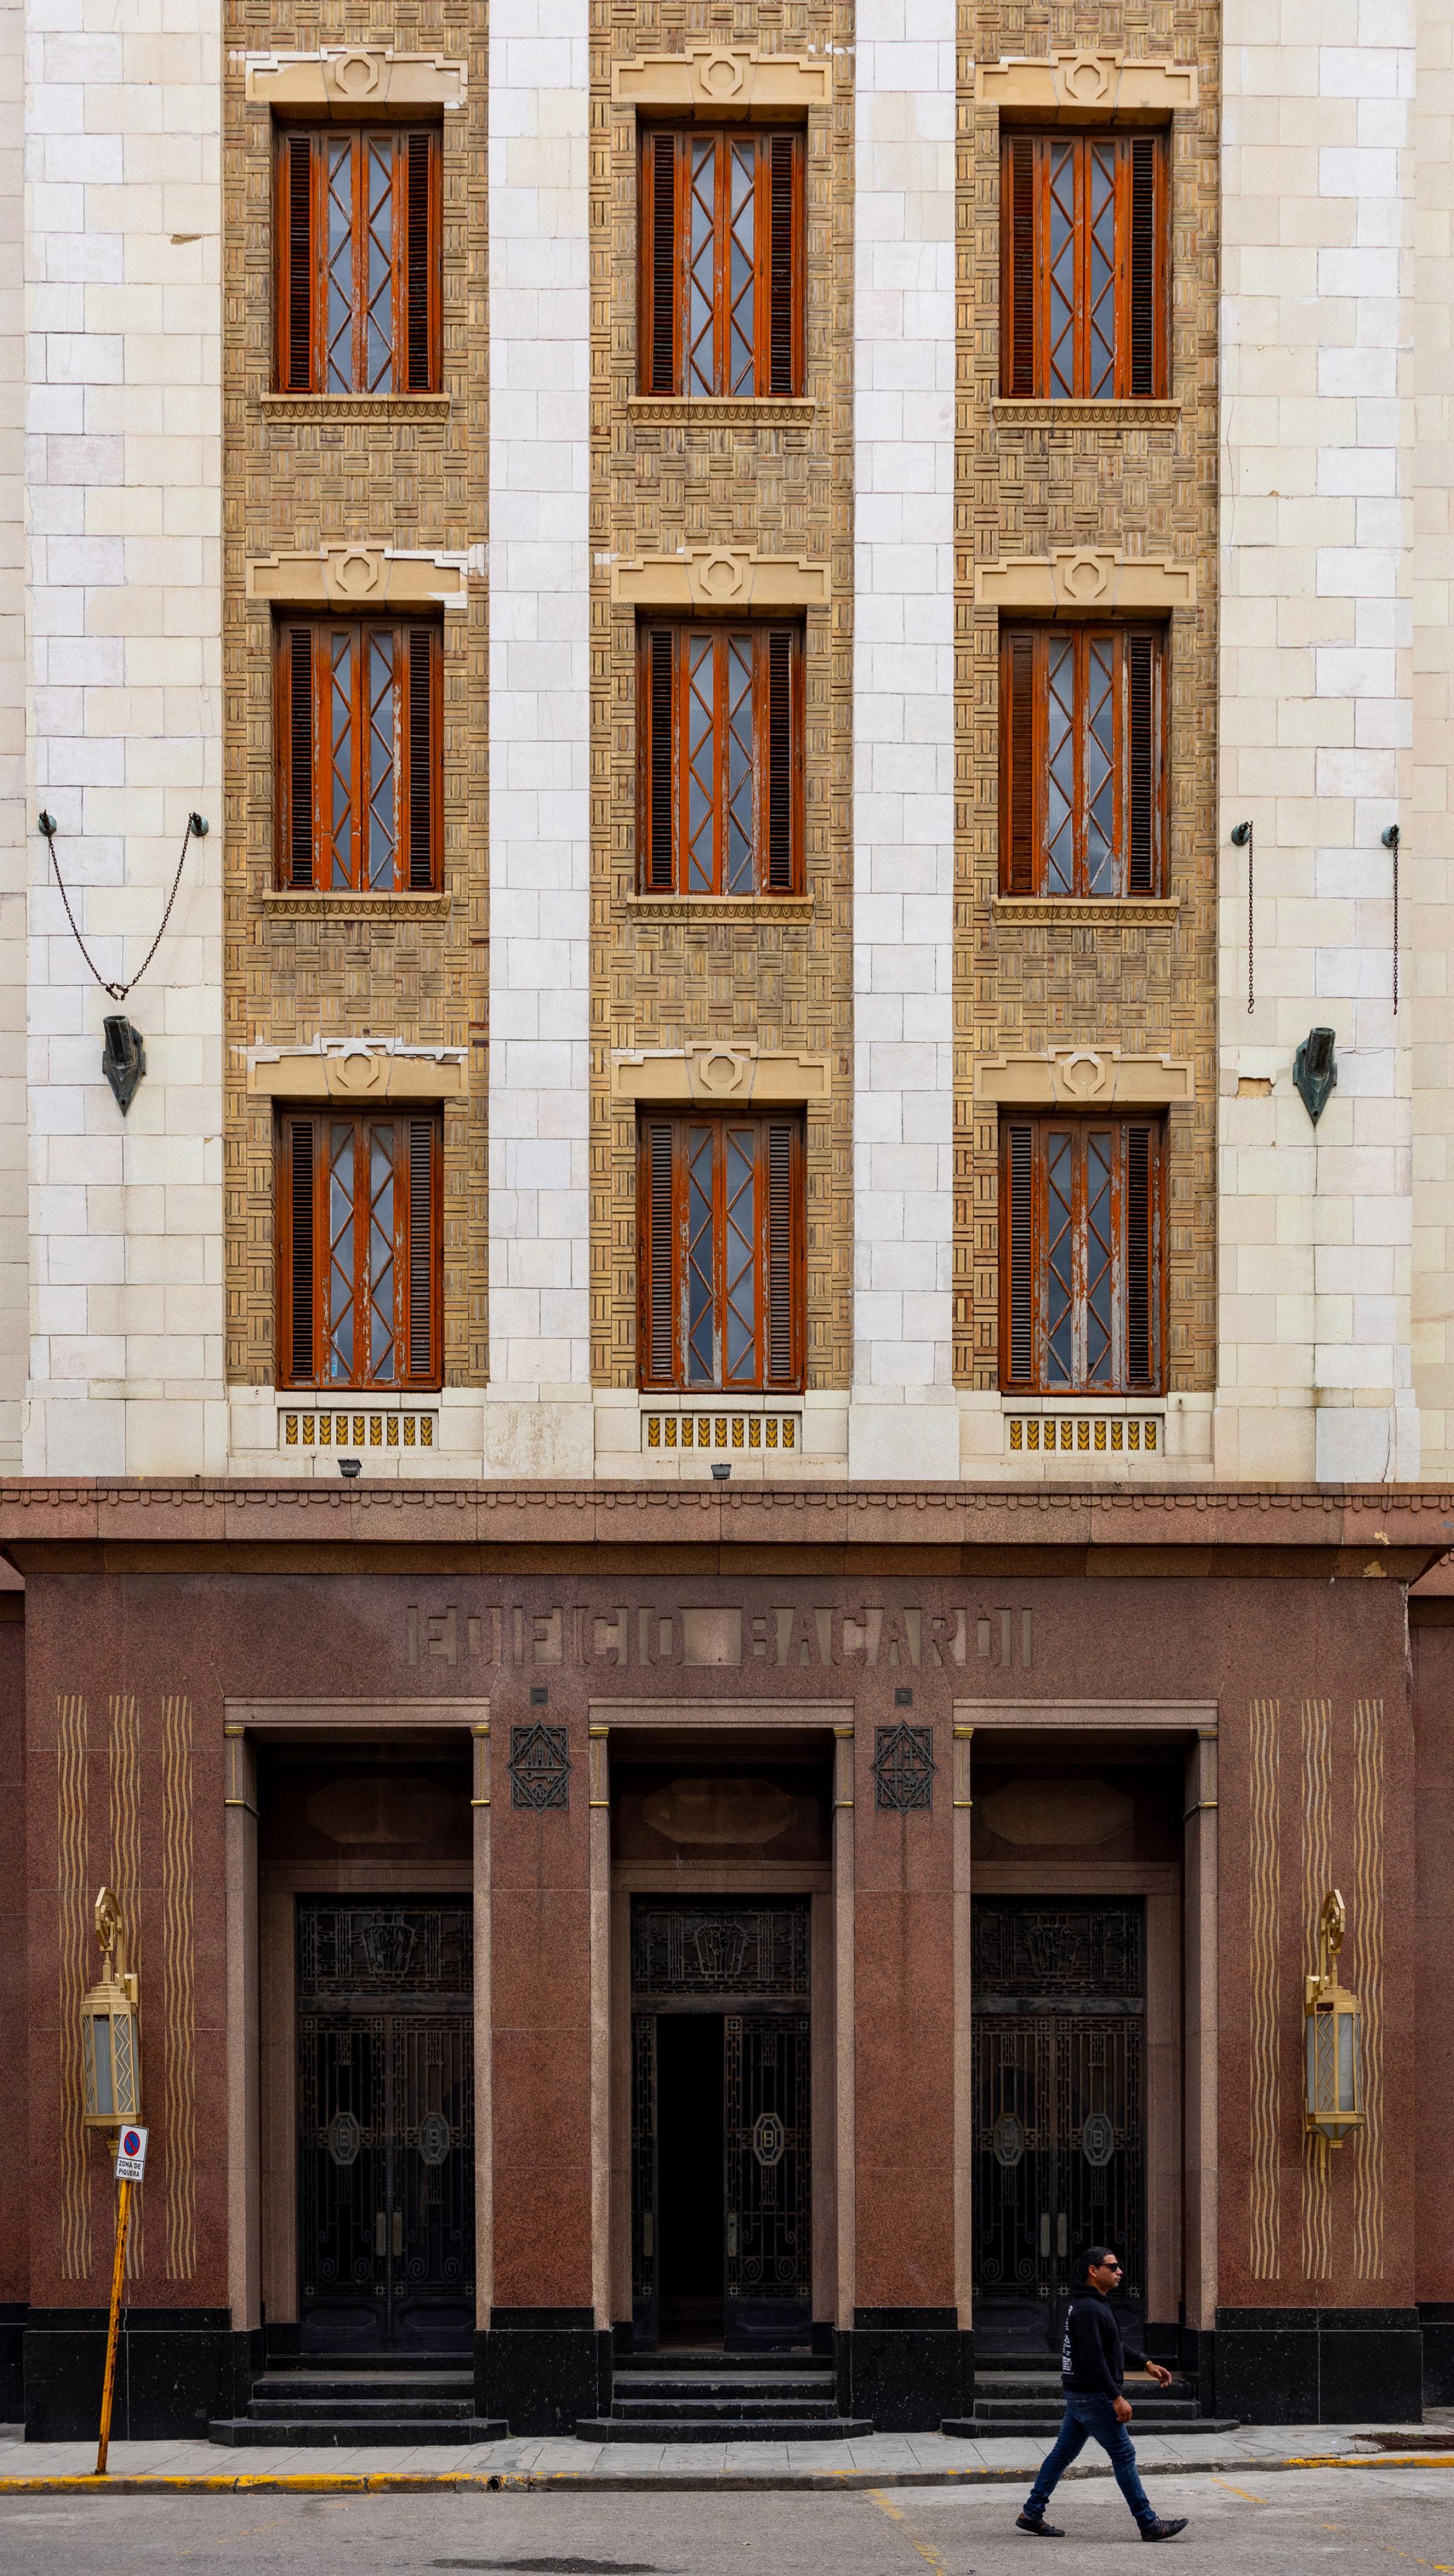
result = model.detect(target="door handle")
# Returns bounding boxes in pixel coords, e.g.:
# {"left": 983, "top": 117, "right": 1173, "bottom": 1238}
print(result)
{"left": 1057, "top": 2212, "right": 1067, "bottom": 2258}
{"left": 1039, "top": 2212, "right": 1050, "bottom": 2257}
{"left": 375, "top": 2211, "right": 386, "bottom": 2257}
{"left": 393, "top": 2208, "right": 404, "bottom": 2257}
{"left": 641, "top": 2212, "right": 653, "bottom": 2260}
{"left": 727, "top": 2213, "right": 739, "bottom": 2257}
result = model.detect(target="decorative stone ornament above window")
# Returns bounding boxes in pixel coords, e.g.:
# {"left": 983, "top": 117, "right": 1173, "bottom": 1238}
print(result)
{"left": 611, "top": 47, "right": 831, "bottom": 113}
{"left": 975, "top": 548, "right": 1195, "bottom": 612}
{"left": 611, "top": 547, "right": 829, "bottom": 610}
{"left": 975, "top": 53, "right": 1197, "bottom": 114}
{"left": 612, "top": 1042, "right": 831, "bottom": 1106}
{"left": 975, "top": 1045, "right": 1193, "bottom": 1108}
{"left": 247, "top": 1034, "right": 468, "bottom": 1103}
{"left": 248, "top": 546, "right": 468, "bottom": 612}
{"left": 244, "top": 49, "right": 466, "bottom": 110}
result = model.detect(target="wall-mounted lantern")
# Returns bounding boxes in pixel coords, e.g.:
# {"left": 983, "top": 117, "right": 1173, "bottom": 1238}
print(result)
{"left": 1293, "top": 1027, "right": 1338, "bottom": 1125}
{"left": 80, "top": 1886, "right": 142, "bottom": 2132}
{"left": 1304, "top": 1888, "right": 1363, "bottom": 2148}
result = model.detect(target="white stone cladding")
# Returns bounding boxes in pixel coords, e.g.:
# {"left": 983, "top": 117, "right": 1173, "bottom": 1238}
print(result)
{"left": 1218, "top": 0, "right": 1419, "bottom": 1483}
{"left": 0, "top": 0, "right": 24, "bottom": 1469}
{"left": 22, "top": 0, "right": 225, "bottom": 1479}
{"left": 485, "top": 0, "right": 593, "bottom": 1479}
{"left": 849, "top": 0, "right": 958, "bottom": 1482}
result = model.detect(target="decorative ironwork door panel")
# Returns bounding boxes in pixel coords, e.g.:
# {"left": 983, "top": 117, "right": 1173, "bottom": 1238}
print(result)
{"left": 971, "top": 1899, "right": 1145, "bottom": 2358}
{"left": 297, "top": 1899, "right": 474, "bottom": 2351}
{"left": 725, "top": 2013, "right": 811, "bottom": 2349}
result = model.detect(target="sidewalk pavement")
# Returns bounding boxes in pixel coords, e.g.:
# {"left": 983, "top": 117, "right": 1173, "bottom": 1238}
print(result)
{"left": 1, "top": 2417, "right": 1452, "bottom": 2492}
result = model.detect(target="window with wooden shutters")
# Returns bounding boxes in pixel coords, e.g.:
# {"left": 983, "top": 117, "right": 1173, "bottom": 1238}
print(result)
{"left": 276, "top": 127, "right": 439, "bottom": 393}
{"left": 276, "top": 618, "right": 440, "bottom": 891}
{"left": 637, "top": 1113, "right": 804, "bottom": 1392}
{"left": 1000, "top": 130, "right": 1167, "bottom": 400}
{"left": 277, "top": 1111, "right": 442, "bottom": 1390}
{"left": 639, "top": 127, "right": 804, "bottom": 397}
{"left": 999, "top": 624, "right": 1164, "bottom": 897}
{"left": 638, "top": 622, "right": 802, "bottom": 894}
{"left": 998, "top": 1116, "right": 1163, "bottom": 1394}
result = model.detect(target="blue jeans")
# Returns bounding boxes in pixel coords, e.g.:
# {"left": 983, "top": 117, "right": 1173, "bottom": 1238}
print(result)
{"left": 1024, "top": 2392, "right": 1157, "bottom": 2529}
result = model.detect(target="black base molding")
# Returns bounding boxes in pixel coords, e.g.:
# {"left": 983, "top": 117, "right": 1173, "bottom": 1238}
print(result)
{"left": 1418, "top": 2304, "right": 1454, "bottom": 2408}
{"left": 835, "top": 2308, "right": 973, "bottom": 2433}
{"left": 476, "top": 2308, "right": 611, "bottom": 2437}
{"left": 1212, "top": 2308, "right": 1424, "bottom": 2425}
{"left": 0, "top": 2303, "right": 27, "bottom": 2423}
{"left": 24, "top": 2309, "right": 239, "bottom": 2442}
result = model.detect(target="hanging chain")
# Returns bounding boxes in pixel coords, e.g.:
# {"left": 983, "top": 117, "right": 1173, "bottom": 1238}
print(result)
{"left": 36, "top": 810, "right": 207, "bottom": 1003}
{"left": 1247, "top": 822, "right": 1254, "bottom": 1014}
{"left": 1393, "top": 830, "right": 1399, "bottom": 1017}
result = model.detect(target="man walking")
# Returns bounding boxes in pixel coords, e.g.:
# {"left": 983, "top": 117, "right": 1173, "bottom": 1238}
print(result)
{"left": 1016, "top": 2246, "right": 1189, "bottom": 2542}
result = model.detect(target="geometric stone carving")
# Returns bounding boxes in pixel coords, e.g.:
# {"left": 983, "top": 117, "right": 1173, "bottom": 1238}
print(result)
{"left": 246, "top": 1035, "right": 469, "bottom": 1103}
{"left": 508, "top": 1725, "right": 572, "bottom": 1814}
{"left": 246, "top": 546, "right": 470, "bottom": 611}
{"left": 612, "top": 47, "right": 831, "bottom": 111}
{"left": 871, "top": 1725, "right": 937, "bottom": 1814}
{"left": 974, "top": 548, "right": 1196, "bottom": 611}
{"left": 611, "top": 1042, "right": 832, "bottom": 1105}
{"left": 244, "top": 50, "right": 466, "bottom": 109}
{"left": 975, "top": 53, "right": 1197, "bottom": 112}
{"left": 974, "top": 1046, "right": 1194, "bottom": 1107}
{"left": 610, "top": 547, "right": 830, "bottom": 610}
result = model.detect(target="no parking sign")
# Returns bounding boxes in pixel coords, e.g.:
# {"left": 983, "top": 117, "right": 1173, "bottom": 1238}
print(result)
{"left": 115, "top": 2126, "right": 148, "bottom": 2183}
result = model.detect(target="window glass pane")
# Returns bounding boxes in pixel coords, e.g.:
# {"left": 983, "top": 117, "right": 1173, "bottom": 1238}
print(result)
{"left": 330, "top": 630, "right": 354, "bottom": 888}
{"left": 326, "top": 138, "right": 356, "bottom": 392}
{"left": 1045, "top": 639, "right": 1075, "bottom": 893}
{"left": 368, "top": 1124, "right": 397, "bottom": 1379}
{"left": 368, "top": 632, "right": 396, "bottom": 889}
{"left": 1048, "top": 143, "right": 1075, "bottom": 398}
{"left": 723, "top": 1128, "right": 757, "bottom": 1381}
{"left": 1084, "top": 1130, "right": 1114, "bottom": 1381}
{"left": 1046, "top": 1130, "right": 1074, "bottom": 1383}
{"left": 728, "top": 142, "right": 755, "bottom": 394}
{"left": 365, "top": 138, "right": 395, "bottom": 392}
{"left": 686, "top": 1127, "right": 715, "bottom": 1384}
{"left": 686, "top": 634, "right": 716, "bottom": 891}
{"left": 688, "top": 140, "right": 717, "bottom": 394}
{"left": 1087, "top": 143, "right": 1117, "bottom": 398}
{"left": 1085, "top": 637, "right": 1115, "bottom": 893}
{"left": 327, "top": 1123, "right": 355, "bottom": 1380}
{"left": 726, "top": 637, "right": 754, "bottom": 893}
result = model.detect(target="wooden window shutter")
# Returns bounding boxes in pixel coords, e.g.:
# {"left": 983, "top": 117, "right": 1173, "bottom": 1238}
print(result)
{"left": 1008, "top": 136, "right": 1035, "bottom": 397}
{"left": 1004, "top": 631, "right": 1035, "bottom": 894}
{"left": 645, "top": 1120, "right": 674, "bottom": 1381}
{"left": 648, "top": 133, "right": 677, "bottom": 394}
{"left": 287, "top": 1118, "right": 317, "bottom": 1382}
{"left": 769, "top": 135, "right": 796, "bottom": 394}
{"left": 285, "top": 134, "right": 314, "bottom": 391}
{"left": 1005, "top": 1122, "right": 1034, "bottom": 1385}
{"left": 766, "top": 629, "right": 794, "bottom": 890}
{"left": 766, "top": 1121, "right": 795, "bottom": 1386}
{"left": 1125, "top": 1123, "right": 1154, "bottom": 1386}
{"left": 1129, "top": 138, "right": 1157, "bottom": 399}
{"left": 287, "top": 626, "right": 314, "bottom": 887}
{"left": 406, "top": 1116, "right": 435, "bottom": 1380}
{"left": 404, "top": 130, "right": 433, "bottom": 393}
{"left": 1127, "top": 632, "right": 1154, "bottom": 894}
{"left": 407, "top": 627, "right": 435, "bottom": 888}
{"left": 646, "top": 627, "right": 674, "bottom": 889}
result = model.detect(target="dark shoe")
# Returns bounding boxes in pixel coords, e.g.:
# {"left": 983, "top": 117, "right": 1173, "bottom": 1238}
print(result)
{"left": 1140, "top": 2518, "right": 1189, "bottom": 2543}
{"left": 1016, "top": 2514, "right": 1064, "bottom": 2537}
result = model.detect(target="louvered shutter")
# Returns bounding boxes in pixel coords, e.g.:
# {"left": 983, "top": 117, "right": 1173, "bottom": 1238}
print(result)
{"left": 287, "top": 626, "right": 314, "bottom": 887}
{"left": 766, "top": 1121, "right": 796, "bottom": 1388}
{"left": 1004, "top": 631, "right": 1035, "bottom": 894}
{"left": 1008, "top": 136, "right": 1035, "bottom": 396}
{"left": 1127, "top": 632, "right": 1154, "bottom": 894}
{"left": 644, "top": 1120, "right": 675, "bottom": 1382}
{"left": 769, "top": 135, "right": 796, "bottom": 394}
{"left": 407, "top": 627, "right": 435, "bottom": 888}
{"left": 1125, "top": 1123, "right": 1154, "bottom": 1386}
{"left": 404, "top": 131, "right": 433, "bottom": 393}
{"left": 1004, "top": 1122, "right": 1034, "bottom": 1385}
{"left": 648, "top": 133, "right": 677, "bottom": 394}
{"left": 766, "top": 629, "right": 794, "bottom": 890}
{"left": 646, "top": 628, "right": 674, "bottom": 889}
{"left": 406, "top": 1116, "right": 435, "bottom": 1380}
{"left": 287, "top": 1117, "right": 317, "bottom": 1383}
{"left": 1129, "top": 138, "right": 1157, "bottom": 399}
{"left": 284, "top": 134, "right": 314, "bottom": 392}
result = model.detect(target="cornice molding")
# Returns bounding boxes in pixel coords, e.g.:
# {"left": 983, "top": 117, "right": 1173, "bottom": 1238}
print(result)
{"left": 992, "top": 897, "right": 1181, "bottom": 928}
{"left": 258, "top": 394, "right": 451, "bottom": 424}
{"left": 262, "top": 891, "right": 452, "bottom": 919}
{"left": 625, "top": 894, "right": 815, "bottom": 924}
{"left": 626, "top": 396, "right": 817, "bottom": 431}
{"left": 992, "top": 399, "right": 1183, "bottom": 433}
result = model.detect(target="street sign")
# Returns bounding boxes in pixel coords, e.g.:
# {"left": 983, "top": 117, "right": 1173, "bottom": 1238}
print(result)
{"left": 115, "top": 2125, "right": 148, "bottom": 2182}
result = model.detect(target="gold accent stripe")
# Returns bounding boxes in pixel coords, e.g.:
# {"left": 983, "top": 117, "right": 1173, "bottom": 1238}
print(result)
{"left": 1248, "top": 1698, "right": 1282, "bottom": 2281}
{"left": 56, "top": 1697, "right": 90, "bottom": 2282}
{"left": 1300, "top": 1698, "right": 1333, "bottom": 2278}
{"left": 162, "top": 1697, "right": 197, "bottom": 2281}
{"left": 109, "top": 1697, "right": 143, "bottom": 2275}
{"left": 1353, "top": 1699, "right": 1385, "bottom": 2281}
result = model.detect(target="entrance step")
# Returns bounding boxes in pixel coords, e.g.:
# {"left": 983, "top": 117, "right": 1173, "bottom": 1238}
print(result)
{"left": 579, "top": 2354, "right": 869, "bottom": 2444}
{"left": 577, "top": 2415, "right": 873, "bottom": 2443}
{"left": 208, "top": 2357, "right": 506, "bottom": 2449}
{"left": 943, "top": 2374, "right": 1240, "bottom": 2440}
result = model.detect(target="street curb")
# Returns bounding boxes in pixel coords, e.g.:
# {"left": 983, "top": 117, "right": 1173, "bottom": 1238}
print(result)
{"left": 0, "top": 2451, "right": 1450, "bottom": 2496}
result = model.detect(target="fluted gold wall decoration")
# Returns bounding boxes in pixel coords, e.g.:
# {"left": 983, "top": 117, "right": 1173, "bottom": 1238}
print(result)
{"left": 1300, "top": 1698, "right": 1333, "bottom": 2276}
{"left": 1248, "top": 1698, "right": 1282, "bottom": 2280}
{"left": 56, "top": 1696, "right": 90, "bottom": 2280}
{"left": 1352, "top": 1700, "right": 1384, "bottom": 2280}
{"left": 161, "top": 1697, "right": 196, "bottom": 2280}
{"left": 108, "top": 1696, "right": 144, "bottom": 2274}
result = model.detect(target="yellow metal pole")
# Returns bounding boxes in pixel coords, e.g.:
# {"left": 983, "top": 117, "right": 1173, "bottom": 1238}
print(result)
{"left": 95, "top": 2171, "right": 131, "bottom": 2477}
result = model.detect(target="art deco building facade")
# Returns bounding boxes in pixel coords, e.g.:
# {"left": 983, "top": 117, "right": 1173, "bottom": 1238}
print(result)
{"left": 1, "top": 0, "right": 1453, "bottom": 2443}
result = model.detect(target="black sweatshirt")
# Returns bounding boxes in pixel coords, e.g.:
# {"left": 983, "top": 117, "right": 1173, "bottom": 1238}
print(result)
{"left": 1060, "top": 2286, "right": 1148, "bottom": 2399}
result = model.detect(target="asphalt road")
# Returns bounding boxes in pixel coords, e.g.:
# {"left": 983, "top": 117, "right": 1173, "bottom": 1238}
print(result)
{"left": 1, "top": 2470, "right": 1452, "bottom": 2575}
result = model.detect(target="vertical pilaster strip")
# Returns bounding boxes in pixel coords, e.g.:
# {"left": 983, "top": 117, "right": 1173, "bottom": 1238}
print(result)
{"left": 1300, "top": 1697, "right": 1332, "bottom": 2278}
{"left": 850, "top": 1, "right": 958, "bottom": 1480}
{"left": 56, "top": 1696, "right": 90, "bottom": 2281}
{"left": 1247, "top": 1697, "right": 1281, "bottom": 2281}
{"left": 833, "top": 1725, "right": 855, "bottom": 2327}
{"left": 0, "top": 0, "right": 23, "bottom": 1469}
{"left": 471, "top": 1721, "right": 493, "bottom": 2323}
{"left": 485, "top": 0, "right": 592, "bottom": 1478}
{"left": 1183, "top": 1730, "right": 1219, "bottom": 2334}
{"left": 224, "top": 1724, "right": 260, "bottom": 2332}
{"left": 1353, "top": 1698, "right": 1385, "bottom": 2280}
{"left": 161, "top": 1697, "right": 195, "bottom": 2280}
{"left": 108, "top": 1696, "right": 142, "bottom": 2272}
{"left": 952, "top": 1725, "right": 974, "bottom": 2327}
{"left": 588, "top": 1726, "right": 610, "bottom": 2329}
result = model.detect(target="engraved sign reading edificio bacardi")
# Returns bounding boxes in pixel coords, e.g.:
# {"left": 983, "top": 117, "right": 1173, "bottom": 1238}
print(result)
{"left": 405, "top": 1603, "right": 1035, "bottom": 1672}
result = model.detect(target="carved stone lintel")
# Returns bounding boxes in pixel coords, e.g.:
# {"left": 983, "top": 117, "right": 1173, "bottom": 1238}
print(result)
{"left": 610, "top": 546, "right": 829, "bottom": 610}
{"left": 612, "top": 45, "right": 831, "bottom": 112}
{"left": 975, "top": 52, "right": 1197, "bottom": 113}
{"left": 975, "top": 1045, "right": 1195, "bottom": 1108}
{"left": 245, "top": 48, "right": 466, "bottom": 110}
{"left": 247, "top": 544, "right": 469, "bottom": 611}
{"left": 974, "top": 547, "right": 1196, "bottom": 611}
{"left": 612, "top": 1040, "right": 832, "bottom": 1106}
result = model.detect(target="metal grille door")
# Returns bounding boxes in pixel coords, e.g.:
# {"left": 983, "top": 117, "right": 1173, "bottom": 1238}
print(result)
{"left": 725, "top": 2013, "right": 811, "bottom": 2346}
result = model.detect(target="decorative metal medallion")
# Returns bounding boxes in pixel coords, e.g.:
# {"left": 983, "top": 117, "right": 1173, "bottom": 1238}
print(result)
{"left": 417, "top": 2110, "right": 451, "bottom": 2167}
{"left": 1081, "top": 2109, "right": 1117, "bottom": 2169}
{"left": 360, "top": 1915, "right": 418, "bottom": 1980}
{"left": 752, "top": 2109, "right": 786, "bottom": 2169}
{"left": 991, "top": 2110, "right": 1026, "bottom": 2169}
{"left": 328, "top": 2109, "right": 362, "bottom": 2168}
{"left": 871, "top": 1722, "right": 937, "bottom": 1813}
{"left": 631, "top": 1899, "right": 809, "bottom": 2002}
{"left": 508, "top": 1722, "right": 571, "bottom": 1811}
